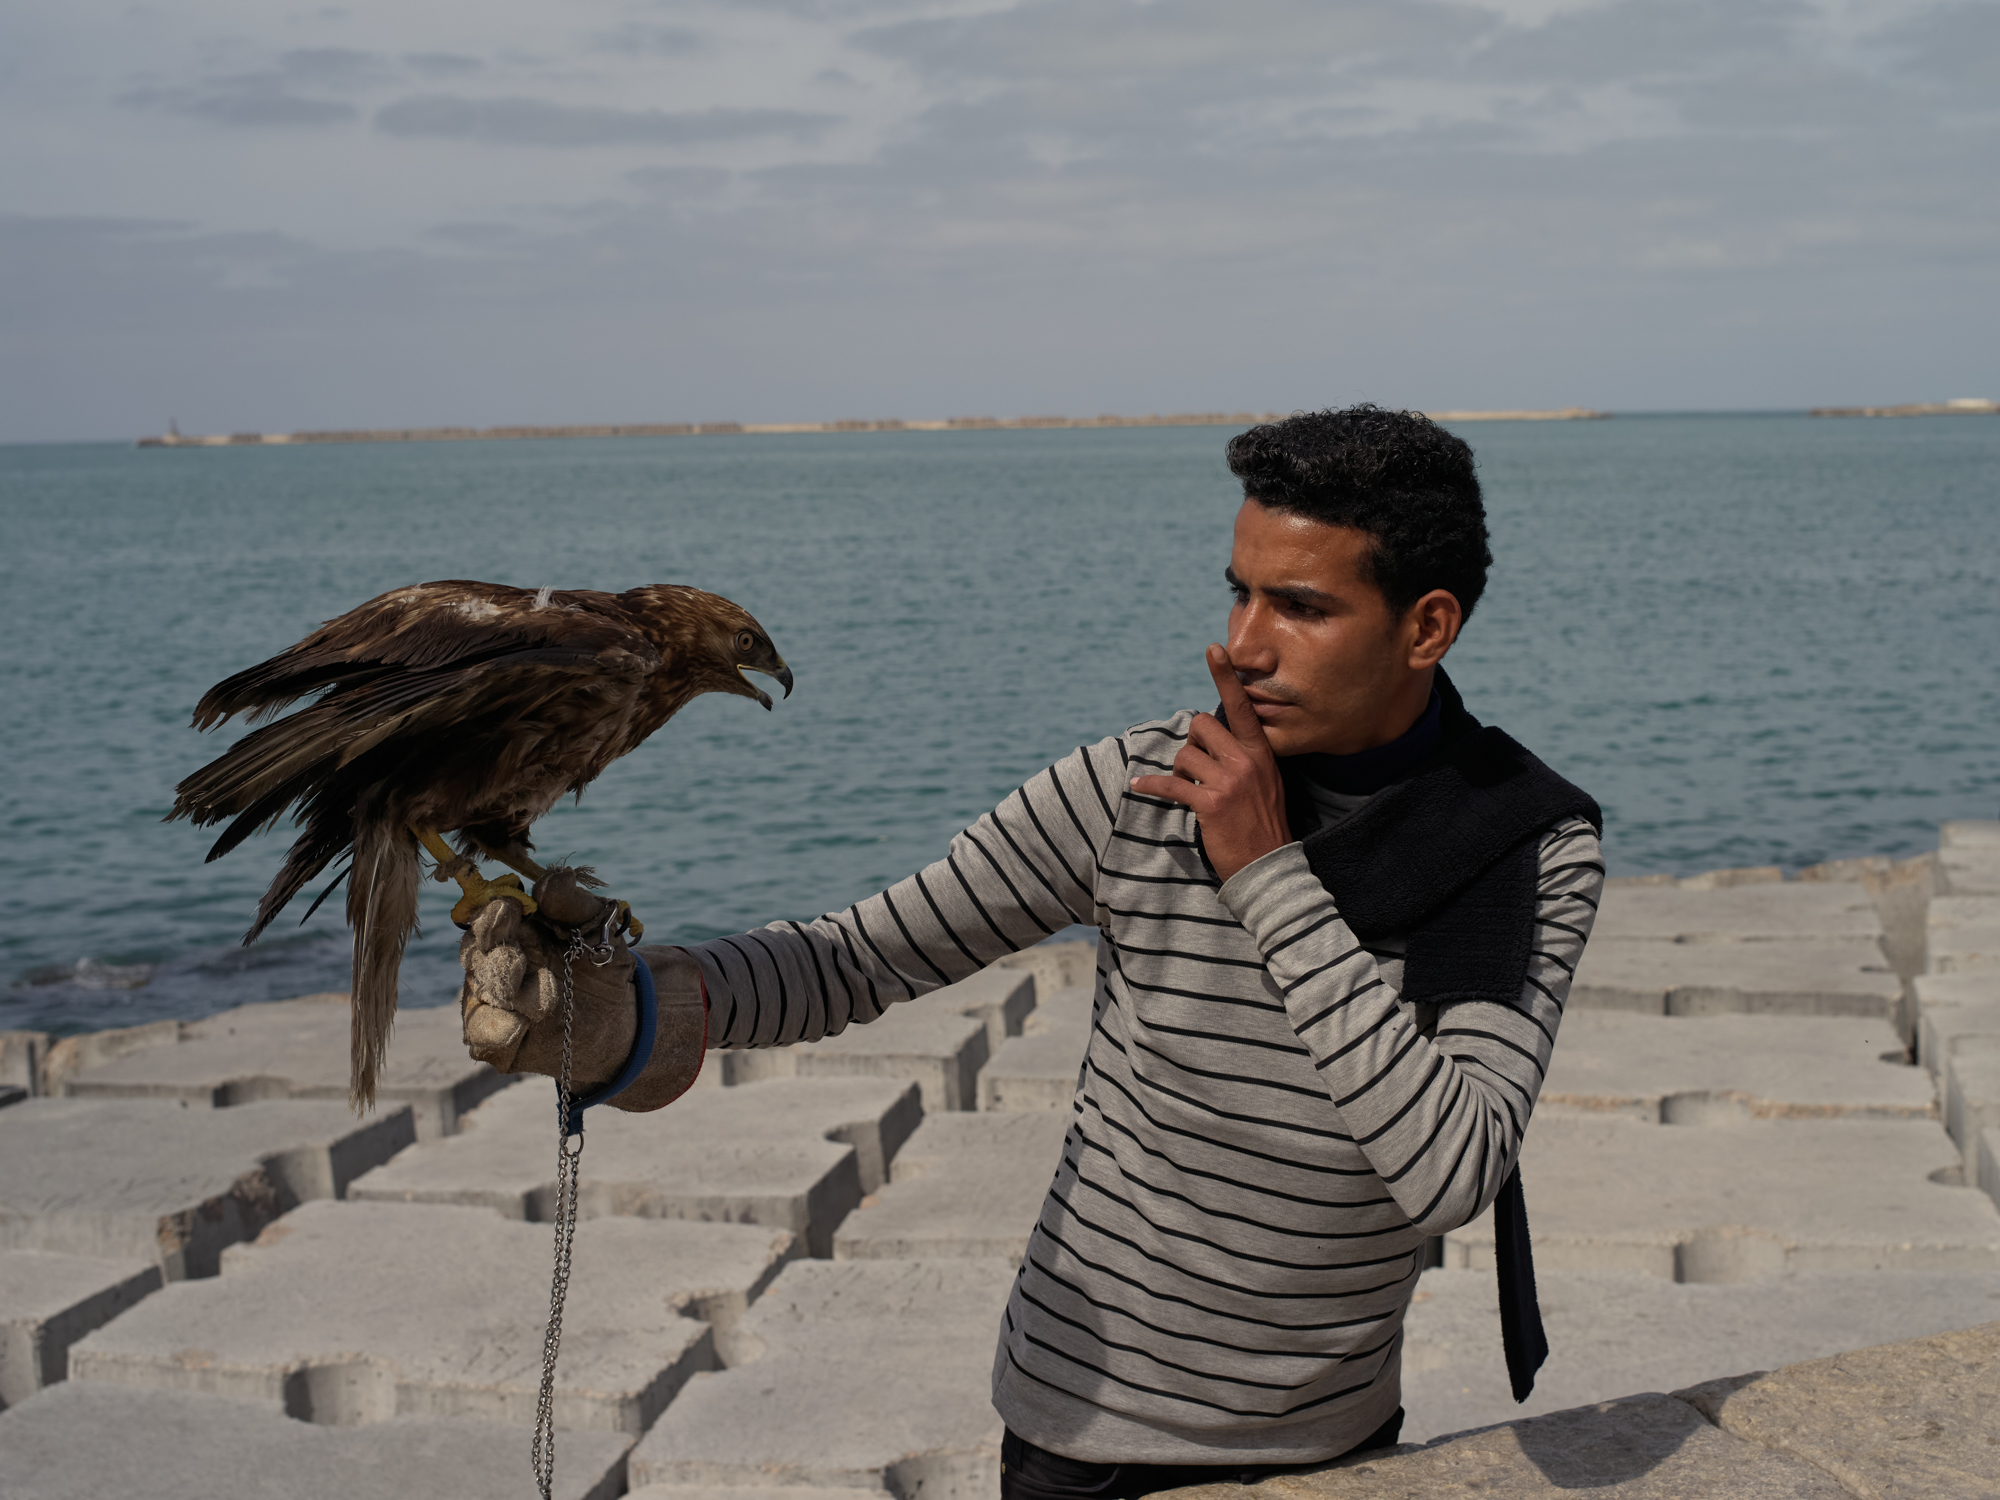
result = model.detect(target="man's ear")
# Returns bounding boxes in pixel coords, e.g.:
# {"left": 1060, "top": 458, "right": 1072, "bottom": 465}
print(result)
{"left": 1405, "top": 589, "right": 1463, "bottom": 670}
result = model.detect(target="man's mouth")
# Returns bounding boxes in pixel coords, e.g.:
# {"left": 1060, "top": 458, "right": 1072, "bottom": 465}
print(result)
{"left": 1240, "top": 687, "right": 1298, "bottom": 720}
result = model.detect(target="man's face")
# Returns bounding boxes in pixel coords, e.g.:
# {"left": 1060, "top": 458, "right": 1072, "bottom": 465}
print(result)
{"left": 1224, "top": 500, "right": 1427, "bottom": 757}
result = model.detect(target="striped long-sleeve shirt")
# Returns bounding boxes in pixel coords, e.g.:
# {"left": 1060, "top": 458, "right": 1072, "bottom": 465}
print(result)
{"left": 683, "top": 710, "right": 1603, "bottom": 1465}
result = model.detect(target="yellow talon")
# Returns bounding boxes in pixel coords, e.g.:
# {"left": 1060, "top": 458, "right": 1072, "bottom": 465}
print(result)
{"left": 617, "top": 901, "right": 645, "bottom": 942}
{"left": 449, "top": 869, "right": 537, "bottom": 928}
{"left": 412, "top": 827, "right": 540, "bottom": 928}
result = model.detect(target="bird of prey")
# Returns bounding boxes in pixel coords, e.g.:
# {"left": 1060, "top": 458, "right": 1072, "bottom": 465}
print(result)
{"left": 169, "top": 580, "right": 791, "bottom": 1108}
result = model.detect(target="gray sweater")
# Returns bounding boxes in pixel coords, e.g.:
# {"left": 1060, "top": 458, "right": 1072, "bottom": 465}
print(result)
{"left": 686, "top": 710, "right": 1603, "bottom": 1464}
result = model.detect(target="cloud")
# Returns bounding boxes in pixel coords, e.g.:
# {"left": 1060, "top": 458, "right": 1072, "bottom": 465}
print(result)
{"left": 120, "top": 82, "right": 358, "bottom": 128}
{"left": 592, "top": 24, "right": 710, "bottom": 56}
{"left": 404, "top": 51, "right": 484, "bottom": 78}
{"left": 116, "top": 47, "right": 389, "bottom": 129}
{"left": 372, "top": 96, "right": 840, "bottom": 148}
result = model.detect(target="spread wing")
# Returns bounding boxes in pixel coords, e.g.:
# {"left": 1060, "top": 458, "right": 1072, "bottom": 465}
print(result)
{"left": 171, "top": 582, "right": 662, "bottom": 872}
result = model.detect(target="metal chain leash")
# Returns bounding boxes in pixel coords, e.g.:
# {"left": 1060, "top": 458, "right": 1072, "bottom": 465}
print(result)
{"left": 531, "top": 922, "right": 612, "bottom": 1500}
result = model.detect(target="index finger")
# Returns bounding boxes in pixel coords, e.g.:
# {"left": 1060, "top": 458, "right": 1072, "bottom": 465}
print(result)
{"left": 1206, "top": 644, "right": 1274, "bottom": 754}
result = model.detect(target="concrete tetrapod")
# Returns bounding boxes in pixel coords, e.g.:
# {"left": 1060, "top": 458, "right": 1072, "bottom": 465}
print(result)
{"left": 1399, "top": 1266, "right": 2000, "bottom": 1443}
{"left": 977, "top": 984, "right": 1095, "bottom": 1112}
{"left": 1441, "top": 1114, "right": 2000, "bottom": 1279}
{"left": 1928, "top": 896, "right": 2000, "bottom": 975}
{"left": 67, "top": 1200, "right": 796, "bottom": 1433}
{"left": 0, "top": 1097, "right": 413, "bottom": 1278}
{"left": 0, "top": 1250, "right": 162, "bottom": 1407}
{"left": 349, "top": 1075, "right": 922, "bottom": 1256}
{"left": 833, "top": 1109, "right": 1071, "bottom": 1263}
{"left": 1915, "top": 972, "right": 2000, "bottom": 1081}
{"left": 57, "top": 993, "right": 515, "bottom": 1138}
{"left": 627, "top": 1258, "right": 1016, "bottom": 1498}
{"left": 0, "top": 1380, "right": 633, "bottom": 1500}
{"left": 1538, "top": 1011, "right": 1932, "bottom": 1123}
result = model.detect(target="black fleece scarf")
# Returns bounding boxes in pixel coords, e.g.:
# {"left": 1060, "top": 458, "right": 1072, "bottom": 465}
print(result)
{"left": 1278, "top": 667, "right": 1601, "bottom": 1403}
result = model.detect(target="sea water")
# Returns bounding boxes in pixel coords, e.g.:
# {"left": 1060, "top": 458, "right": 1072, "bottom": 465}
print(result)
{"left": 2, "top": 415, "right": 1994, "bottom": 1035}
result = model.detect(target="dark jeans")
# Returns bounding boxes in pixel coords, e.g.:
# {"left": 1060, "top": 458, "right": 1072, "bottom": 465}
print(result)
{"left": 999, "top": 1409, "right": 1404, "bottom": 1500}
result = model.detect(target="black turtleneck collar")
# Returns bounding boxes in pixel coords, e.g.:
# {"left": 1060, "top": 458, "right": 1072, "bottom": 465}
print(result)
{"left": 1288, "top": 687, "right": 1443, "bottom": 797}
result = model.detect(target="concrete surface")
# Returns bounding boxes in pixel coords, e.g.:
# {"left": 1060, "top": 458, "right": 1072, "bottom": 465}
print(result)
{"left": 1928, "top": 896, "right": 2000, "bottom": 974}
{"left": 1679, "top": 1320, "right": 2000, "bottom": 1499}
{"left": 68, "top": 1200, "right": 795, "bottom": 1433}
{"left": 1170, "top": 1394, "right": 1848, "bottom": 1499}
{"left": 1400, "top": 1266, "right": 2000, "bottom": 1443}
{"left": 977, "top": 984, "right": 1095, "bottom": 1111}
{"left": 58, "top": 993, "right": 515, "bottom": 1139}
{"left": 628, "top": 1258, "right": 1015, "bottom": 1498}
{"left": 0, "top": 1250, "right": 161, "bottom": 1407}
{"left": 1915, "top": 972, "right": 2000, "bottom": 1079}
{"left": 37, "top": 1018, "right": 180, "bottom": 1096}
{"left": 832, "top": 1110, "right": 1070, "bottom": 1263}
{"left": 1980, "top": 1127, "right": 2000, "bottom": 1212}
{"left": 0, "top": 1380, "right": 632, "bottom": 1500}
{"left": 1538, "top": 1011, "right": 1932, "bottom": 1123}
{"left": 1591, "top": 883, "right": 1885, "bottom": 946}
{"left": 1943, "top": 1040, "right": 2000, "bottom": 1168}
{"left": 1938, "top": 821, "right": 2000, "bottom": 897}
{"left": 351, "top": 1075, "right": 921, "bottom": 1256}
{"left": 0, "top": 1030, "right": 47, "bottom": 1095}
{"left": 725, "top": 1003, "right": 991, "bottom": 1113}
{"left": 1568, "top": 940, "right": 1901, "bottom": 1019}
{"left": 0, "top": 1098, "right": 414, "bottom": 1278}
{"left": 1442, "top": 1114, "right": 2000, "bottom": 1279}
{"left": 990, "top": 937, "right": 1099, "bottom": 1002}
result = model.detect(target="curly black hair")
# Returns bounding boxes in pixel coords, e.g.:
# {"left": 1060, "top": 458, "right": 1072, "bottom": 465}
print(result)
{"left": 1224, "top": 405, "right": 1493, "bottom": 621}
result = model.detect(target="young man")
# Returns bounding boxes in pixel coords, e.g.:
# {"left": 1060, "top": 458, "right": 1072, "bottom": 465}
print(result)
{"left": 459, "top": 405, "right": 1604, "bottom": 1497}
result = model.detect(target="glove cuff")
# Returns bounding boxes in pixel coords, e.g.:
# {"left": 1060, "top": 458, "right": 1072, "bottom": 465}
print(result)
{"left": 605, "top": 946, "right": 710, "bottom": 1112}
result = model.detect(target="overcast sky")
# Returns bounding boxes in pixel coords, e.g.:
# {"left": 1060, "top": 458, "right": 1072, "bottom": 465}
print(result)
{"left": 3, "top": 0, "right": 1996, "bottom": 440}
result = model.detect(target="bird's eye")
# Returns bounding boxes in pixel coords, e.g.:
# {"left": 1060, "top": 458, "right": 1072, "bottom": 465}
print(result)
{"left": 736, "top": 630, "right": 755, "bottom": 654}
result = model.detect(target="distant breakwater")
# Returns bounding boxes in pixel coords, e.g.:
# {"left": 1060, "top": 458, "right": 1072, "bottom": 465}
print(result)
{"left": 136, "top": 407, "right": 1610, "bottom": 449}
{"left": 1810, "top": 399, "right": 1999, "bottom": 418}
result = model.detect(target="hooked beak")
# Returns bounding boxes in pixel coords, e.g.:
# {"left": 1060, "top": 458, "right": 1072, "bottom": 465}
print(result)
{"left": 738, "top": 660, "right": 794, "bottom": 711}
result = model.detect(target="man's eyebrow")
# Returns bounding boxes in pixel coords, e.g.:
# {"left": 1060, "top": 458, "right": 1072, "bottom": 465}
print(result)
{"left": 1224, "top": 566, "right": 1338, "bottom": 609}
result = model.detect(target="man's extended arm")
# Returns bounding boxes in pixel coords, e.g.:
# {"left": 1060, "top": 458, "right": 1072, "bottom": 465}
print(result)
{"left": 1219, "top": 819, "right": 1602, "bottom": 1232}
{"left": 681, "top": 737, "right": 1124, "bottom": 1049}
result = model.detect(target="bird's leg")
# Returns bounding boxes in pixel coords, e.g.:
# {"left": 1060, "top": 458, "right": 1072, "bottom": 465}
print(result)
{"left": 412, "top": 827, "right": 537, "bottom": 927}
{"left": 473, "top": 838, "right": 644, "bottom": 942}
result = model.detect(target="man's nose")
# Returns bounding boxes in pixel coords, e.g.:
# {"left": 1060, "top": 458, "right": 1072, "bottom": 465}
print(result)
{"left": 1226, "top": 603, "right": 1280, "bottom": 676}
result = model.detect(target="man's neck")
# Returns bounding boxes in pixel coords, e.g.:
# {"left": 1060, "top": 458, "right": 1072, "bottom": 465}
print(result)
{"left": 1288, "top": 687, "right": 1445, "bottom": 796}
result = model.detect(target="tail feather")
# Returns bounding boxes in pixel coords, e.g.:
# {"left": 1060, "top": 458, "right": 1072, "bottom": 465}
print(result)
{"left": 346, "top": 820, "right": 419, "bottom": 1111}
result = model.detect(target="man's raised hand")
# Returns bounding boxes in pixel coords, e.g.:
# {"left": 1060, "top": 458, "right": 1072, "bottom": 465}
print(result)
{"left": 1129, "top": 645, "right": 1294, "bottom": 883}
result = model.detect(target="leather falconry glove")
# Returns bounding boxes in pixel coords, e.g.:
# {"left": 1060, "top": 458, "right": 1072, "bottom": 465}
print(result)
{"left": 458, "top": 867, "right": 707, "bottom": 1112}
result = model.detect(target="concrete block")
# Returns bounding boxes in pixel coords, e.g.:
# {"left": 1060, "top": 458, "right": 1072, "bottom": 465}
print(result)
{"left": 0, "top": 1251, "right": 161, "bottom": 1408}
{"left": 727, "top": 1003, "right": 991, "bottom": 1113}
{"left": 833, "top": 1111, "right": 1069, "bottom": 1263}
{"left": 0, "top": 1086, "right": 24, "bottom": 1110}
{"left": 1942, "top": 821, "right": 2000, "bottom": 849}
{"left": 1591, "top": 883, "right": 1885, "bottom": 946}
{"left": 978, "top": 984, "right": 1094, "bottom": 1111}
{"left": 58, "top": 992, "right": 514, "bottom": 1139}
{"left": 1980, "top": 1128, "right": 2000, "bottom": 1214}
{"left": 1678, "top": 1319, "right": 2000, "bottom": 1499}
{"left": 1441, "top": 1115, "right": 2000, "bottom": 1280}
{"left": 1939, "top": 844, "right": 2000, "bottom": 898}
{"left": 1794, "top": 854, "right": 1892, "bottom": 882}
{"left": 629, "top": 1258, "right": 1014, "bottom": 1497}
{"left": 0, "top": 1098, "right": 414, "bottom": 1279}
{"left": 1170, "top": 1394, "right": 1847, "bottom": 1499}
{"left": 1677, "top": 865, "right": 1785, "bottom": 889}
{"left": 1401, "top": 1267, "right": 2000, "bottom": 1444}
{"left": 37, "top": 1018, "right": 180, "bottom": 1096}
{"left": 351, "top": 1075, "right": 921, "bottom": 1257}
{"left": 69, "top": 1199, "right": 794, "bottom": 1434}
{"left": 1943, "top": 1039, "right": 2000, "bottom": 1160}
{"left": 0, "top": 1031, "right": 48, "bottom": 1096}
{"left": 1569, "top": 940, "right": 1901, "bottom": 1019}
{"left": 928, "top": 967, "right": 1037, "bottom": 1053}
{"left": 0, "top": 1380, "right": 632, "bottom": 1500}
{"left": 990, "top": 937, "right": 1099, "bottom": 1000}
{"left": 1915, "top": 972, "right": 2000, "bottom": 1079}
{"left": 1927, "top": 896, "right": 2000, "bottom": 974}
{"left": 1862, "top": 854, "right": 1937, "bottom": 989}
{"left": 630, "top": 1488, "right": 888, "bottom": 1500}
{"left": 1539, "top": 1011, "right": 1933, "bottom": 1123}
